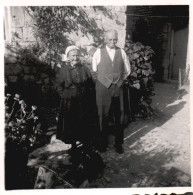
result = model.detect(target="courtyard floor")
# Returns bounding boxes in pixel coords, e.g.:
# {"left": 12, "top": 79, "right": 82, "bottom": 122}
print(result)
{"left": 28, "top": 81, "right": 191, "bottom": 188}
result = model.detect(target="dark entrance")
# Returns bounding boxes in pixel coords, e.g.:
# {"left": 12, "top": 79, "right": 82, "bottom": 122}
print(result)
{"left": 126, "top": 5, "right": 189, "bottom": 82}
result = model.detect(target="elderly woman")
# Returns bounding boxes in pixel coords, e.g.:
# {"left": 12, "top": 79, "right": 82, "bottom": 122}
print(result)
{"left": 56, "top": 46, "right": 97, "bottom": 151}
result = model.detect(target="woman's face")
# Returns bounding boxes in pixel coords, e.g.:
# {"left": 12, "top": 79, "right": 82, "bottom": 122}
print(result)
{"left": 68, "top": 49, "right": 81, "bottom": 66}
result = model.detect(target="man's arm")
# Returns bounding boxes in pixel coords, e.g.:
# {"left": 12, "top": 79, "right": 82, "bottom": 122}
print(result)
{"left": 92, "top": 48, "right": 101, "bottom": 72}
{"left": 121, "top": 49, "right": 131, "bottom": 79}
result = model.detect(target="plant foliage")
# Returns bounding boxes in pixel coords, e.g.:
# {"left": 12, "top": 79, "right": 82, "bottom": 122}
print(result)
{"left": 124, "top": 40, "right": 156, "bottom": 118}
{"left": 5, "top": 93, "right": 42, "bottom": 154}
{"left": 25, "top": 6, "right": 105, "bottom": 66}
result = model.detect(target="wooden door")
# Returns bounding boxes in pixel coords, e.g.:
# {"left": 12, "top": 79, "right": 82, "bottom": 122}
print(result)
{"left": 171, "top": 27, "right": 188, "bottom": 80}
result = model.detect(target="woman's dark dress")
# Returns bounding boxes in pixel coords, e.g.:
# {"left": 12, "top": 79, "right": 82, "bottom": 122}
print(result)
{"left": 56, "top": 63, "right": 97, "bottom": 144}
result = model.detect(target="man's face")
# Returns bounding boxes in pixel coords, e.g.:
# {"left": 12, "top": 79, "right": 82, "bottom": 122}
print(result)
{"left": 105, "top": 32, "right": 118, "bottom": 49}
{"left": 68, "top": 49, "right": 80, "bottom": 66}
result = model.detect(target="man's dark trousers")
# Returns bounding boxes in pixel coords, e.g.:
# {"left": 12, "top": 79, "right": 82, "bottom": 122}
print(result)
{"left": 96, "top": 81, "right": 124, "bottom": 149}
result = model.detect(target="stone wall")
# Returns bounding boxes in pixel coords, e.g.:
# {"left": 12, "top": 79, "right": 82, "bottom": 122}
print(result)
{"left": 4, "top": 6, "right": 127, "bottom": 102}
{"left": 75, "top": 6, "right": 127, "bottom": 48}
{"left": 4, "top": 6, "right": 127, "bottom": 58}
{"left": 4, "top": 6, "right": 39, "bottom": 97}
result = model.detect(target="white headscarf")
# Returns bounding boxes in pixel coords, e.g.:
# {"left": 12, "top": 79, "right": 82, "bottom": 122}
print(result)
{"left": 61, "top": 45, "right": 81, "bottom": 61}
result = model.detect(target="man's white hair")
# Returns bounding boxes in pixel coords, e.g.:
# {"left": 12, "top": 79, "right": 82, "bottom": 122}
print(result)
{"left": 105, "top": 30, "right": 118, "bottom": 38}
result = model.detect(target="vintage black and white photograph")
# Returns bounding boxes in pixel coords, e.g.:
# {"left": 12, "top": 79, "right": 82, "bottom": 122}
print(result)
{"left": 2, "top": 2, "right": 192, "bottom": 193}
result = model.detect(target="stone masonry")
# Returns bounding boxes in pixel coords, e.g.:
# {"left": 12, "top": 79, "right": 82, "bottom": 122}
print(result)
{"left": 4, "top": 6, "right": 127, "bottom": 91}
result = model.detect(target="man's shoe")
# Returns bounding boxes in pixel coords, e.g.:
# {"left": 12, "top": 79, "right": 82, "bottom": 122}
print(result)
{"left": 115, "top": 145, "right": 124, "bottom": 154}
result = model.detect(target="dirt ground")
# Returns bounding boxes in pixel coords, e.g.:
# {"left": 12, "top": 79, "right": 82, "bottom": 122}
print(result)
{"left": 28, "top": 81, "right": 191, "bottom": 188}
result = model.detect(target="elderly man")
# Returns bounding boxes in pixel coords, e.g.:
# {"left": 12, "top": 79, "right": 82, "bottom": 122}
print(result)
{"left": 92, "top": 30, "right": 131, "bottom": 153}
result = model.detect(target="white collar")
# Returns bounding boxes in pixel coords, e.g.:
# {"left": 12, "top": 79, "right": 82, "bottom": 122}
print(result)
{"left": 106, "top": 45, "right": 116, "bottom": 51}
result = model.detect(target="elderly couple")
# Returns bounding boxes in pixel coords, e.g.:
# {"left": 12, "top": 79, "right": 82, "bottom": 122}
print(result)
{"left": 56, "top": 30, "right": 131, "bottom": 154}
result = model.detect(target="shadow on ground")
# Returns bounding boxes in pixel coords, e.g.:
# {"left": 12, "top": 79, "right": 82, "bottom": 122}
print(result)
{"left": 99, "top": 147, "right": 190, "bottom": 188}
{"left": 100, "top": 82, "right": 190, "bottom": 188}
{"left": 26, "top": 82, "right": 190, "bottom": 188}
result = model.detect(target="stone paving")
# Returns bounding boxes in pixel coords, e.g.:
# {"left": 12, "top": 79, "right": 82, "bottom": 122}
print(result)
{"left": 28, "top": 82, "right": 191, "bottom": 188}
{"left": 98, "top": 82, "right": 190, "bottom": 188}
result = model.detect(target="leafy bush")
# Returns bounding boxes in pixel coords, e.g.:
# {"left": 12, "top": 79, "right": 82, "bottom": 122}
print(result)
{"left": 125, "top": 40, "right": 155, "bottom": 85}
{"left": 124, "top": 40, "right": 156, "bottom": 118}
{"left": 5, "top": 93, "right": 44, "bottom": 190}
{"left": 5, "top": 93, "right": 42, "bottom": 154}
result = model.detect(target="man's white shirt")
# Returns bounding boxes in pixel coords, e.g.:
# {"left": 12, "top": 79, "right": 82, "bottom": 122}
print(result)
{"left": 92, "top": 45, "right": 131, "bottom": 78}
